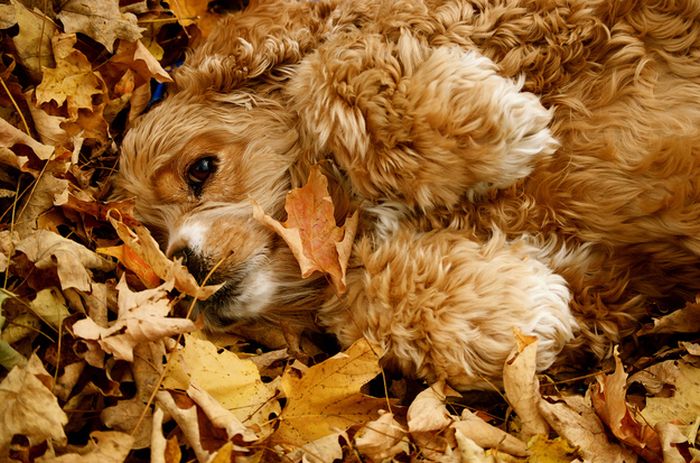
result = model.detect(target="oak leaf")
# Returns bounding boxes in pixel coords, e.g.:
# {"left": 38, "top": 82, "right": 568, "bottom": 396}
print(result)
{"left": 591, "top": 349, "right": 663, "bottom": 462}
{"left": 0, "top": 355, "right": 68, "bottom": 458}
{"left": 271, "top": 338, "right": 386, "bottom": 454}
{"left": 57, "top": 0, "right": 143, "bottom": 53}
{"left": 72, "top": 277, "right": 195, "bottom": 361}
{"left": 253, "top": 166, "right": 358, "bottom": 294}
{"left": 15, "top": 229, "right": 114, "bottom": 292}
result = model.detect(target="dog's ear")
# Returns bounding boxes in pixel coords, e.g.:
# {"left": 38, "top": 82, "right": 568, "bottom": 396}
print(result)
{"left": 174, "top": 0, "right": 335, "bottom": 94}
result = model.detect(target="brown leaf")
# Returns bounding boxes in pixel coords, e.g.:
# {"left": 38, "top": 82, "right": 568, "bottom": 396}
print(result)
{"left": 354, "top": 411, "right": 409, "bottom": 461}
{"left": 0, "top": 355, "right": 68, "bottom": 458}
{"left": 272, "top": 338, "right": 386, "bottom": 452}
{"left": 166, "top": 0, "right": 221, "bottom": 38}
{"left": 97, "top": 244, "right": 161, "bottom": 288}
{"left": 57, "top": 0, "right": 143, "bottom": 53}
{"left": 503, "top": 330, "right": 549, "bottom": 439}
{"left": 1, "top": 0, "right": 56, "bottom": 81}
{"left": 591, "top": 349, "right": 663, "bottom": 462}
{"left": 637, "top": 298, "right": 700, "bottom": 336}
{"left": 0, "top": 116, "right": 54, "bottom": 170}
{"left": 72, "top": 277, "right": 195, "bottom": 361}
{"left": 14, "top": 172, "right": 69, "bottom": 236}
{"left": 36, "top": 431, "right": 135, "bottom": 462}
{"left": 15, "top": 230, "right": 114, "bottom": 291}
{"left": 253, "top": 166, "right": 358, "bottom": 294}
{"left": 407, "top": 380, "right": 458, "bottom": 433}
{"left": 538, "top": 394, "right": 638, "bottom": 463}
{"left": 35, "top": 34, "right": 105, "bottom": 120}
{"left": 452, "top": 410, "right": 528, "bottom": 457}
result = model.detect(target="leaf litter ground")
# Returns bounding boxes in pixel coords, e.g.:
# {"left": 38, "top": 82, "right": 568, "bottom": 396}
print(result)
{"left": 0, "top": 1, "right": 698, "bottom": 462}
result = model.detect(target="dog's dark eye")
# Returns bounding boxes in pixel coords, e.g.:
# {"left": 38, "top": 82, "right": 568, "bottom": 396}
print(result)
{"left": 187, "top": 156, "right": 217, "bottom": 191}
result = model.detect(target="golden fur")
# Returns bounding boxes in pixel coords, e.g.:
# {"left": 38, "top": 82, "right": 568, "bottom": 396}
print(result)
{"left": 114, "top": 0, "right": 700, "bottom": 389}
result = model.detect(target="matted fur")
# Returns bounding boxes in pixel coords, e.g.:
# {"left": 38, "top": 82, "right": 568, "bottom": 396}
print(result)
{"left": 114, "top": 0, "right": 700, "bottom": 389}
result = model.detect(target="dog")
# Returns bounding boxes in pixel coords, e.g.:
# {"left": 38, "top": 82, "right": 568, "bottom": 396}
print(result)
{"left": 114, "top": 0, "right": 700, "bottom": 389}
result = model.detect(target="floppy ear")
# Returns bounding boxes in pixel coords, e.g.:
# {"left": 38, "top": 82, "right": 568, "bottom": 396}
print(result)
{"left": 287, "top": 31, "right": 558, "bottom": 209}
{"left": 174, "top": 0, "right": 335, "bottom": 94}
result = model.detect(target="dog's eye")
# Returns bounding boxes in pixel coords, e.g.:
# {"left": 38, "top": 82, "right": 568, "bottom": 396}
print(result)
{"left": 187, "top": 156, "right": 217, "bottom": 191}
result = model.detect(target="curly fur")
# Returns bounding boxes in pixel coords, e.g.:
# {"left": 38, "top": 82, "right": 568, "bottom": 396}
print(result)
{"left": 114, "top": 0, "right": 700, "bottom": 389}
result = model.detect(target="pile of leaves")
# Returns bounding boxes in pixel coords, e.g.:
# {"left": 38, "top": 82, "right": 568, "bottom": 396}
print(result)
{"left": 0, "top": 1, "right": 698, "bottom": 461}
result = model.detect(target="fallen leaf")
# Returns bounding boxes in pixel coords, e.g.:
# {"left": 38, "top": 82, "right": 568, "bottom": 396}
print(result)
{"left": 72, "top": 277, "right": 195, "bottom": 361}
{"left": 407, "top": 380, "right": 458, "bottom": 433}
{"left": 637, "top": 298, "right": 700, "bottom": 336}
{"left": 98, "top": 244, "right": 161, "bottom": 288}
{"left": 110, "top": 40, "right": 172, "bottom": 84}
{"left": 1, "top": 0, "right": 56, "bottom": 81}
{"left": 0, "top": 355, "right": 68, "bottom": 458}
{"left": 0, "top": 116, "right": 54, "bottom": 169}
{"left": 526, "top": 434, "right": 579, "bottom": 463}
{"left": 253, "top": 166, "right": 359, "bottom": 294}
{"left": 14, "top": 172, "right": 69, "bottom": 236}
{"left": 186, "top": 383, "right": 258, "bottom": 442}
{"left": 452, "top": 410, "right": 528, "bottom": 457}
{"left": 57, "top": 0, "right": 143, "bottom": 53}
{"left": 163, "top": 334, "right": 278, "bottom": 435}
{"left": 655, "top": 422, "right": 692, "bottom": 463}
{"left": 354, "top": 411, "right": 409, "bottom": 461}
{"left": 35, "top": 431, "right": 134, "bottom": 463}
{"left": 503, "top": 330, "right": 549, "bottom": 439}
{"left": 35, "top": 34, "right": 105, "bottom": 120}
{"left": 453, "top": 430, "right": 495, "bottom": 463}
{"left": 15, "top": 229, "right": 114, "bottom": 292}
{"left": 591, "top": 349, "right": 663, "bottom": 462}
{"left": 272, "top": 338, "right": 386, "bottom": 451}
{"left": 538, "top": 394, "right": 637, "bottom": 463}
{"left": 635, "top": 359, "right": 700, "bottom": 428}
{"left": 29, "top": 287, "right": 70, "bottom": 330}
{"left": 166, "top": 0, "right": 222, "bottom": 38}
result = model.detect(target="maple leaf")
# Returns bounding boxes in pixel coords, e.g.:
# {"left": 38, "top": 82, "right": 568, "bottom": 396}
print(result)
{"left": 591, "top": 349, "right": 663, "bottom": 462}
{"left": 503, "top": 330, "right": 550, "bottom": 439}
{"left": 162, "top": 334, "right": 279, "bottom": 434}
{"left": 271, "top": 338, "right": 386, "bottom": 456}
{"left": 35, "top": 34, "right": 105, "bottom": 120}
{"left": 15, "top": 230, "right": 114, "bottom": 292}
{"left": 57, "top": 0, "right": 144, "bottom": 53}
{"left": 0, "top": 355, "right": 68, "bottom": 458}
{"left": 253, "top": 166, "right": 359, "bottom": 294}
{"left": 72, "top": 277, "right": 196, "bottom": 361}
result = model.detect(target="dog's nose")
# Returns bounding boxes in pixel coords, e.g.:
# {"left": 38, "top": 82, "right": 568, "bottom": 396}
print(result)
{"left": 170, "top": 246, "right": 210, "bottom": 282}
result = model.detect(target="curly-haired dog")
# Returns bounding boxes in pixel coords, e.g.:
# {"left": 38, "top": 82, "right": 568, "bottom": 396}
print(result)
{"left": 114, "top": 0, "right": 700, "bottom": 389}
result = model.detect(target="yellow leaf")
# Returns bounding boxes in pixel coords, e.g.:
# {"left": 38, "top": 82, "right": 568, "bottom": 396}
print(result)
{"left": 526, "top": 435, "right": 579, "bottom": 463}
{"left": 2, "top": 1, "right": 56, "bottom": 81}
{"left": 35, "top": 431, "right": 134, "bottom": 463}
{"left": 407, "top": 380, "right": 458, "bottom": 433}
{"left": 162, "top": 334, "right": 279, "bottom": 433}
{"left": 272, "top": 338, "right": 386, "bottom": 449}
{"left": 29, "top": 287, "right": 70, "bottom": 330}
{"left": 639, "top": 359, "right": 700, "bottom": 428}
{"left": 354, "top": 411, "right": 409, "bottom": 460}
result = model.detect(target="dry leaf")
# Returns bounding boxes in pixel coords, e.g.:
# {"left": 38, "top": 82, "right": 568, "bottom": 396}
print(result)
{"left": 186, "top": 383, "right": 258, "bottom": 442}
{"left": 1, "top": 0, "right": 56, "bottom": 81}
{"left": 538, "top": 394, "right": 637, "bottom": 463}
{"left": 407, "top": 380, "right": 458, "bottom": 433}
{"left": 453, "top": 431, "right": 495, "bottom": 463}
{"left": 0, "top": 355, "right": 68, "bottom": 458}
{"left": 526, "top": 435, "right": 579, "bottom": 463}
{"left": 36, "top": 431, "right": 134, "bottom": 463}
{"left": 57, "top": 0, "right": 143, "bottom": 52}
{"left": 97, "top": 244, "right": 161, "bottom": 288}
{"left": 637, "top": 299, "right": 700, "bottom": 336}
{"left": 655, "top": 422, "right": 691, "bottom": 463}
{"left": 72, "top": 277, "right": 195, "bottom": 361}
{"left": 636, "top": 359, "right": 700, "bottom": 428}
{"left": 166, "top": 0, "right": 221, "bottom": 38}
{"left": 272, "top": 338, "right": 386, "bottom": 452}
{"left": 35, "top": 34, "right": 105, "bottom": 120}
{"left": 0, "top": 116, "right": 54, "bottom": 169}
{"left": 155, "top": 391, "right": 217, "bottom": 463}
{"left": 162, "top": 334, "right": 278, "bottom": 435}
{"left": 15, "top": 229, "right": 114, "bottom": 292}
{"left": 107, "top": 215, "right": 221, "bottom": 299}
{"left": 452, "top": 410, "right": 528, "bottom": 457}
{"left": 354, "top": 410, "right": 409, "bottom": 461}
{"left": 14, "top": 172, "right": 69, "bottom": 236}
{"left": 591, "top": 349, "right": 663, "bottom": 462}
{"left": 110, "top": 40, "right": 172, "bottom": 84}
{"left": 253, "top": 166, "right": 359, "bottom": 294}
{"left": 29, "top": 287, "right": 70, "bottom": 330}
{"left": 503, "top": 330, "right": 549, "bottom": 439}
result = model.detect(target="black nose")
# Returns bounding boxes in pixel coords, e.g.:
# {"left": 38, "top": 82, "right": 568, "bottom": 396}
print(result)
{"left": 171, "top": 246, "right": 210, "bottom": 282}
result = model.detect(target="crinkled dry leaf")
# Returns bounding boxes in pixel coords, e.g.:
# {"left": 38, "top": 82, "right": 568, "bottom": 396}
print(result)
{"left": 638, "top": 359, "right": 700, "bottom": 428}
{"left": 656, "top": 422, "right": 691, "bottom": 463}
{"left": 14, "top": 172, "right": 69, "bottom": 236}
{"left": 35, "top": 34, "right": 105, "bottom": 120}
{"left": 538, "top": 394, "right": 637, "bottom": 463}
{"left": 591, "top": 350, "right": 662, "bottom": 462}
{"left": 30, "top": 287, "right": 70, "bottom": 329}
{"left": 186, "top": 383, "right": 258, "bottom": 442}
{"left": 36, "top": 431, "right": 134, "bottom": 463}
{"left": 526, "top": 435, "right": 579, "bottom": 463}
{"left": 57, "top": 0, "right": 144, "bottom": 52}
{"left": 166, "top": 0, "right": 221, "bottom": 38}
{"left": 452, "top": 410, "right": 528, "bottom": 457}
{"left": 354, "top": 411, "right": 409, "bottom": 461}
{"left": 272, "top": 338, "right": 386, "bottom": 451}
{"left": 15, "top": 229, "right": 113, "bottom": 291}
{"left": 0, "top": 116, "right": 54, "bottom": 169}
{"left": 72, "top": 277, "right": 195, "bottom": 361}
{"left": 253, "top": 166, "right": 359, "bottom": 294}
{"left": 407, "top": 380, "right": 458, "bottom": 433}
{"left": 0, "top": 355, "right": 68, "bottom": 458}
{"left": 453, "top": 431, "right": 494, "bottom": 463}
{"left": 111, "top": 40, "right": 172, "bottom": 84}
{"left": 155, "top": 391, "right": 216, "bottom": 463}
{"left": 107, "top": 215, "right": 221, "bottom": 299}
{"left": 637, "top": 299, "right": 700, "bottom": 336}
{"left": 97, "top": 244, "right": 161, "bottom": 287}
{"left": 163, "top": 334, "right": 278, "bottom": 435}
{"left": 503, "top": 330, "right": 549, "bottom": 439}
{"left": 1, "top": 0, "right": 56, "bottom": 81}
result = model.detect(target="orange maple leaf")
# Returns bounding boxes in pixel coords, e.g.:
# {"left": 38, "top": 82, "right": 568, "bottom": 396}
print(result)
{"left": 253, "top": 166, "right": 358, "bottom": 294}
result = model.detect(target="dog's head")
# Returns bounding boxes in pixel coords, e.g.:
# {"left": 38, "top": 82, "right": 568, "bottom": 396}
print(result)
{"left": 114, "top": 90, "right": 319, "bottom": 327}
